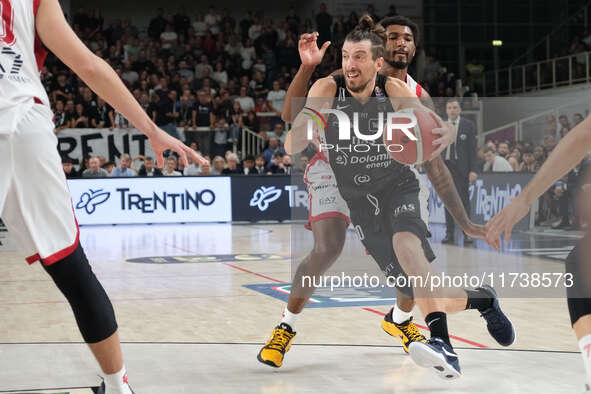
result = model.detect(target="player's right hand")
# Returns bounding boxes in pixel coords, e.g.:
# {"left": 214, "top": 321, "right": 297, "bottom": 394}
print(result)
{"left": 148, "top": 128, "right": 208, "bottom": 168}
{"left": 299, "top": 32, "right": 331, "bottom": 67}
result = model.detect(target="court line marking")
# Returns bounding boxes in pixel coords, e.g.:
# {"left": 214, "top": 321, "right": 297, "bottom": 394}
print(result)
{"left": 362, "top": 307, "right": 487, "bottom": 348}
{"left": 0, "top": 341, "right": 577, "bottom": 354}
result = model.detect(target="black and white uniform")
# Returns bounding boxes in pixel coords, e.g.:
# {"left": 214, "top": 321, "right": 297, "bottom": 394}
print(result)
{"left": 324, "top": 74, "right": 434, "bottom": 292}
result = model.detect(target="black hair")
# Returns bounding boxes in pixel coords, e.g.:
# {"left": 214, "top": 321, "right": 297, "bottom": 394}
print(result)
{"left": 379, "top": 15, "right": 420, "bottom": 47}
{"left": 344, "top": 14, "right": 386, "bottom": 60}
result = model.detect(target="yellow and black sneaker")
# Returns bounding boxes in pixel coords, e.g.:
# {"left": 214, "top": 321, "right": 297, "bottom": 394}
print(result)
{"left": 257, "top": 323, "right": 296, "bottom": 368}
{"left": 382, "top": 308, "right": 427, "bottom": 353}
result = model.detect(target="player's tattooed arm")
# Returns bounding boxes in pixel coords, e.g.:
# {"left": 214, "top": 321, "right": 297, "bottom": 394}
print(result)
{"left": 285, "top": 77, "right": 336, "bottom": 154}
{"left": 282, "top": 32, "right": 331, "bottom": 122}
{"left": 422, "top": 156, "right": 497, "bottom": 247}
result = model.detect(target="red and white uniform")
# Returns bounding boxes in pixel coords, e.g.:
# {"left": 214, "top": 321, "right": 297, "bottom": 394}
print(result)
{"left": 304, "top": 72, "right": 424, "bottom": 227}
{"left": 0, "top": 0, "right": 79, "bottom": 264}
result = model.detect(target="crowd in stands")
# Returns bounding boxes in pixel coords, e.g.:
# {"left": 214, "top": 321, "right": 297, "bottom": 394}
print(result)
{"left": 49, "top": 4, "right": 460, "bottom": 175}
{"left": 481, "top": 110, "right": 590, "bottom": 230}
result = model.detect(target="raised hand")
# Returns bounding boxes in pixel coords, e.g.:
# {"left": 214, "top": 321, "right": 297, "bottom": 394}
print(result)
{"left": 148, "top": 128, "right": 208, "bottom": 168}
{"left": 298, "top": 32, "right": 331, "bottom": 67}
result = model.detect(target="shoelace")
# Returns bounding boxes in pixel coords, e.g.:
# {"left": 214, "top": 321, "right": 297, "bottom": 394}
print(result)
{"left": 267, "top": 328, "right": 293, "bottom": 351}
{"left": 401, "top": 322, "right": 425, "bottom": 342}
{"left": 481, "top": 309, "right": 506, "bottom": 330}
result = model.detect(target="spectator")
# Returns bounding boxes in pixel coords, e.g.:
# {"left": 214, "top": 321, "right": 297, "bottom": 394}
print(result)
{"left": 102, "top": 161, "right": 116, "bottom": 175}
{"left": 90, "top": 97, "right": 112, "bottom": 128}
{"left": 163, "top": 156, "right": 182, "bottom": 176}
{"left": 111, "top": 154, "right": 136, "bottom": 177}
{"left": 193, "top": 89, "right": 214, "bottom": 150}
{"left": 497, "top": 141, "right": 510, "bottom": 159}
{"left": 72, "top": 103, "right": 89, "bottom": 128}
{"left": 198, "top": 161, "right": 213, "bottom": 176}
{"left": 266, "top": 123, "right": 286, "bottom": 144}
{"left": 82, "top": 157, "right": 109, "bottom": 178}
{"left": 252, "top": 155, "right": 266, "bottom": 174}
{"left": 242, "top": 155, "right": 256, "bottom": 175}
{"left": 266, "top": 80, "right": 286, "bottom": 115}
{"left": 263, "top": 137, "right": 286, "bottom": 165}
{"left": 138, "top": 156, "right": 163, "bottom": 177}
{"left": 243, "top": 110, "right": 260, "bottom": 133}
{"left": 508, "top": 148, "right": 522, "bottom": 171}
{"left": 558, "top": 114, "right": 571, "bottom": 132}
{"left": 574, "top": 113, "right": 584, "bottom": 126}
{"left": 267, "top": 151, "right": 286, "bottom": 174}
{"left": 483, "top": 147, "right": 513, "bottom": 172}
{"left": 53, "top": 100, "right": 69, "bottom": 134}
{"left": 212, "top": 61, "right": 228, "bottom": 88}
{"left": 533, "top": 145, "right": 547, "bottom": 167}
{"left": 183, "top": 156, "right": 201, "bottom": 176}
{"left": 62, "top": 157, "right": 79, "bottom": 179}
{"left": 222, "top": 153, "right": 242, "bottom": 174}
{"left": 211, "top": 156, "right": 225, "bottom": 175}
{"left": 235, "top": 86, "right": 255, "bottom": 112}
{"left": 160, "top": 24, "right": 178, "bottom": 50}
{"left": 211, "top": 118, "right": 231, "bottom": 158}
{"left": 315, "top": 3, "right": 332, "bottom": 46}
{"left": 520, "top": 147, "right": 539, "bottom": 172}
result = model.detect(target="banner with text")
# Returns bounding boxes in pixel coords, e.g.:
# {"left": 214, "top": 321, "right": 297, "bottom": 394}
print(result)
{"left": 67, "top": 177, "right": 231, "bottom": 225}
{"left": 58, "top": 128, "right": 155, "bottom": 166}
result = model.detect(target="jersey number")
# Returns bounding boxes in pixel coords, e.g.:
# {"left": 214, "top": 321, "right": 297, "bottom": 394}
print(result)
{"left": 0, "top": 0, "right": 16, "bottom": 46}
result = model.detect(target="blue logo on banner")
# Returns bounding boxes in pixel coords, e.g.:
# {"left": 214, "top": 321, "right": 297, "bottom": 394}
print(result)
{"left": 243, "top": 283, "right": 396, "bottom": 308}
{"left": 76, "top": 189, "right": 110, "bottom": 214}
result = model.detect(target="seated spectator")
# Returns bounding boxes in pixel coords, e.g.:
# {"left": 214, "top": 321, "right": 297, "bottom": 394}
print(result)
{"left": 519, "top": 147, "right": 539, "bottom": 172}
{"left": 508, "top": 148, "right": 521, "bottom": 171}
{"left": 211, "top": 156, "right": 225, "bottom": 175}
{"left": 199, "top": 161, "right": 213, "bottom": 176}
{"left": 72, "top": 103, "right": 89, "bottom": 128}
{"left": 102, "top": 161, "right": 116, "bottom": 175}
{"left": 267, "top": 151, "right": 286, "bottom": 174}
{"left": 483, "top": 147, "right": 513, "bottom": 172}
{"left": 497, "top": 141, "right": 510, "bottom": 159}
{"left": 82, "top": 157, "right": 109, "bottom": 178}
{"left": 263, "top": 137, "right": 286, "bottom": 166}
{"left": 266, "top": 123, "right": 286, "bottom": 144}
{"left": 183, "top": 157, "right": 201, "bottom": 176}
{"left": 241, "top": 155, "right": 256, "bottom": 175}
{"left": 90, "top": 97, "right": 112, "bottom": 128}
{"left": 138, "top": 156, "right": 163, "bottom": 177}
{"left": 574, "top": 113, "right": 584, "bottom": 127}
{"left": 211, "top": 118, "right": 231, "bottom": 158}
{"left": 163, "top": 156, "right": 183, "bottom": 176}
{"left": 252, "top": 155, "right": 266, "bottom": 174}
{"left": 221, "top": 153, "right": 242, "bottom": 174}
{"left": 533, "top": 145, "right": 547, "bottom": 167}
{"left": 266, "top": 80, "right": 286, "bottom": 114}
{"left": 242, "top": 110, "right": 260, "bottom": 133}
{"left": 62, "top": 157, "right": 79, "bottom": 179}
{"left": 111, "top": 154, "right": 136, "bottom": 177}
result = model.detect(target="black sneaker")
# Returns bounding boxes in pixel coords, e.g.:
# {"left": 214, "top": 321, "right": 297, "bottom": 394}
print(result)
{"left": 95, "top": 381, "right": 136, "bottom": 394}
{"left": 409, "top": 337, "right": 461, "bottom": 380}
{"left": 477, "top": 285, "right": 515, "bottom": 346}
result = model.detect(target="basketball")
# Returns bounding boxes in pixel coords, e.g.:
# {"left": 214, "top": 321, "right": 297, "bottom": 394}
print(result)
{"left": 383, "top": 108, "right": 442, "bottom": 165}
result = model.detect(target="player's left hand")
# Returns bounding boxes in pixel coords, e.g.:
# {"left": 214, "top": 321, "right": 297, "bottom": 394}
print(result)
{"left": 464, "top": 223, "right": 501, "bottom": 250}
{"left": 429, "top": 121, "right": 457, "bottom": 160}
{"left": 486, "top": 196, "right": 531, "bottom": 245}
{"left": 148, "top": 128, "right": 208, "bottom": 168}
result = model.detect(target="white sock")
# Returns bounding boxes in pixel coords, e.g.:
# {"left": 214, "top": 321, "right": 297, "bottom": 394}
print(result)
{"left": 580, "top": 334, "right": 591, "bottom": 386}
{"left": 103, "top": 366, "right": 132, "bottom": 394}
{"left": 392, "top": 304, "right": 413, "bottom": 324}
{"left": 281, "top": 307, "right": 299, "bottom": 330}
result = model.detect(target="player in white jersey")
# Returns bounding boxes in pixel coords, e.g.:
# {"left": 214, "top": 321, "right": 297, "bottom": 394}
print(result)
{"left": 0, "top": 0, "right": 205, "bottom": 392}
{"left": 258, "top": 15, "right": 466, "bottom": 368}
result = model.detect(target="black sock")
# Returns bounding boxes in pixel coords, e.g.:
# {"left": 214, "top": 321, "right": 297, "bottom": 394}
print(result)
{"left": 465, "top": 289, "right": 494, "bottom": 311}
{"left": 425, "top": 312, "right": 450, "bottom": 346}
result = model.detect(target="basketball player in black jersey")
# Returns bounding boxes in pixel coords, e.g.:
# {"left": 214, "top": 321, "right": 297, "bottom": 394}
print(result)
{"left": 258, "top": 15, "right": 505, "bottom": 373}
{"left": 283, "top": 16, "right": 515, "bottom": 379}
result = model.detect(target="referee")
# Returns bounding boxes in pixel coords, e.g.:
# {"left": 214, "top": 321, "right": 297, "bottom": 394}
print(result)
{"left": 442, "top": 98, "right": 479, "bottom": 244}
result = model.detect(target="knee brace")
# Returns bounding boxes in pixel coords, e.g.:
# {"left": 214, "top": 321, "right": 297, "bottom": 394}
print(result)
{"left": 42, "top": 244, "right": 118, "bottom": 343}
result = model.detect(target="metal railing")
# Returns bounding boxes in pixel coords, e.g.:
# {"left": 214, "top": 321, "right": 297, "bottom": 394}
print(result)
{"left": 241, "top": 127, "right": 265, "bottom": 158}
{"left": 484, "top": 51, "right": 591, "bottom": 96}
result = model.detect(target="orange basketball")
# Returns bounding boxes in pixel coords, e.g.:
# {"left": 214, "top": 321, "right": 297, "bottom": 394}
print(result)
{"left": 383, "top": 108, "right": 442, "bottom": 165}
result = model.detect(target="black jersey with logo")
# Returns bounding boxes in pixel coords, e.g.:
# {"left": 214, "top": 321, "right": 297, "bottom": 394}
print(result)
{"left": 323, "top": 74, "right": 419, "bottom": 202}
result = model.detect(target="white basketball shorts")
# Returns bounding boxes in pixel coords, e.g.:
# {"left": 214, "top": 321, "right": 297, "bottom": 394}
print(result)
{"left": 0, "top": 104, "right": 79, "bottom": 265}
{"left": 304, "top": 152, "right": 350, "bottom": 228}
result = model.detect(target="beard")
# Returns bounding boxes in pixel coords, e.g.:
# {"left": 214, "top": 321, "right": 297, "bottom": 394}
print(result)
{"left": 386, "top": 52, "right": 412, "bottom": 70}
{"left": 345, "top": 77, "right": 371, "bottom": 93}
